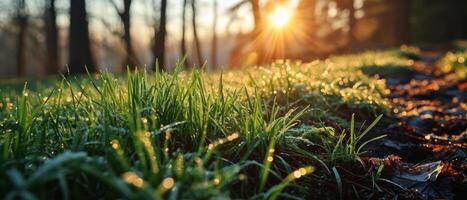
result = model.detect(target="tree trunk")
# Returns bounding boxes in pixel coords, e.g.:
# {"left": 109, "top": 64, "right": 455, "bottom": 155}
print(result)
{"left": 336, "top": 0, "right": 357, "bottom": 51}
{"left": 153, "top": 0, "right": 167, "bottom": 71}
{"left": 393, "top": 0, "right": 411, "bottom": 44}
{"left": 229, "top": 0, "right": 262, "bottom": 67}
{"left": 191, "top": 0, "right": 203, "bottom": 68}
{"left": 121, "top": 0, "right": 139, "bottom": 70}
{"left": 251, "top": 0, "right": 261, "bottom": 31}
{"left": 181, "top": 0, "right": 191, "bottom": 67}
{"left": 211, "top": 0, "right": 218, "bottom": 69}
{"left": 16, "top": 0, "right": 27, "bottom": 77}
{"left": 45, "top": 0, "right": 59, "bottom": 75}
{"left": 348, "top": 0, "right": 357, "bottom": 50}
{"left": 250, "top": 0, "right": 265, "bottom": 64}
{"left": 68, "top": 0, "right": 96, "bottom": 74}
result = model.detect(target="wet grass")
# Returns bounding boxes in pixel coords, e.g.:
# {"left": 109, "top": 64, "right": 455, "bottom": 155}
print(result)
{"left": 436, "top": 49, "right": 467, "bottom": 79}
{"left": 0, "top": 51, "right": 415, "bottom": 199}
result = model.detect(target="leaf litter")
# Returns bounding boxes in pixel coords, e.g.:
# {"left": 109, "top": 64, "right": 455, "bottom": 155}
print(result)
{"left": 365, "top": 50, "right": 467, "bottom": 199}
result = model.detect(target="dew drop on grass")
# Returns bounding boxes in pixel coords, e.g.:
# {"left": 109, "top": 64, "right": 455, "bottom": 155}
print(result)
{"left": 267, "top": 156, "right": 274, "bottom": 162}
{"left": 26, "top": 164, "right": 34, "bottom": 170}
{"left": 208, "top": 144, "right": 214, "bottom": 150}
{"left": 141, "top": 117, "right": 148, "bottom": 124}
{"left": 299, "top": 168, "right": 307, "bottom": 175}
{"left": 458, "top": 57, "right": 465, "bottom": 63}
{"left": 122, "top": 172, "right": 144, "bottom": 187}
{"left": 293, "top": 170, "right": 302, "bottom": 178}
{"left": 162, "top": 177, "right": 175, "bottom": 189}
{"left": 213, "top": 177, "right": 220, "bottom": 185}
{"left": 111, "top": 140, "right": 120, "bottom": 149}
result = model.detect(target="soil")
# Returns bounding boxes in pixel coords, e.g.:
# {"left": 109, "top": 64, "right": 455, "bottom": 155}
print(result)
{"left": 366, "top": 51, "right": 467, "bottom": 199}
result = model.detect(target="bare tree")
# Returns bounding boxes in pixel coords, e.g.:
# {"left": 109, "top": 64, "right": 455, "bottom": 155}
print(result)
{"left": 15, "top": 0, "right": 28, "bottom": 77}
{"left": 211, "top": 0, "right": 218, "bottom": 69}
{"left": 68, "top": 0, "right": 96, "bottom": 74}
{"left": 153, "top": 0, "right": 167, "bottom": 71}
{"left": 191, "top": 0, "right": 203, "bottom": 67}
{"left": 110, "top": 0, "right": 140, "bottom": 70}
{"left": 45, "top": 0, "right": 59, "bottom": 75}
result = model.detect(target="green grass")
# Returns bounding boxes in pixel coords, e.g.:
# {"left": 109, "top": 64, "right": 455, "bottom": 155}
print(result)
{"left": 436, "top": 49, "right": 467, "bottom": 79}
{"left": 0, "top": 50, "right": 411, "bottom": 199}
{"left": 397, "top": 45, "right": 421, "bottom": 60}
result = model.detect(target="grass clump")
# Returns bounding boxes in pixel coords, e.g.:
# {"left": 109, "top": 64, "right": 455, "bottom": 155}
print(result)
{"left": 436, "top": 49, "right": 467, "bottom": 79}
{"left": 0, "top": 50, "right": 411, "bottom": 199}
{"left": 397, "top": 45, "right": 421, "bottom": 60}
{"left": 216, "top": 51, "right": 409, "bottom": 127}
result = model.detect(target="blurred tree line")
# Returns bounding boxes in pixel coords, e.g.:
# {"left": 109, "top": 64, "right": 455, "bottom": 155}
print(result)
{"left": 0, "top": 0, "right": 465, "bottom": 78}
{"left": 230, "top": 0, "right": 467, "bottom": 66}
{"left": 0, "top": 0, "right": 196, "bottom": 78}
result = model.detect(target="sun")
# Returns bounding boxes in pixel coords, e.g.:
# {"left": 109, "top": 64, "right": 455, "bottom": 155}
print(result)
{"left": 269, "top": 7, "right": 292, "bottom": 28}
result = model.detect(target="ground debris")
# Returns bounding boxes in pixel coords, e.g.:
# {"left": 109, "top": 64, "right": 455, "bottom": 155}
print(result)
{"left": 392, "top": 161, "right": 442, "bottom": 183}
{"left": 366, "top": 51, "right": 467, "bottom": 199}
{"left": 367, "top": 156, "right": 454, "bottom": 199}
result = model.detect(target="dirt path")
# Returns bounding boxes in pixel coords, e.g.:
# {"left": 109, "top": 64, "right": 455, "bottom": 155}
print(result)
{"left": 368, "top": 51, "right": 466, "bottom": 199}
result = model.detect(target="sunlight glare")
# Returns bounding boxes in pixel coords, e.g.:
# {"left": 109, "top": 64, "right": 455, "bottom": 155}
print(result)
{"left": 270, "top": 7, "right": 292, "bottom": 28}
